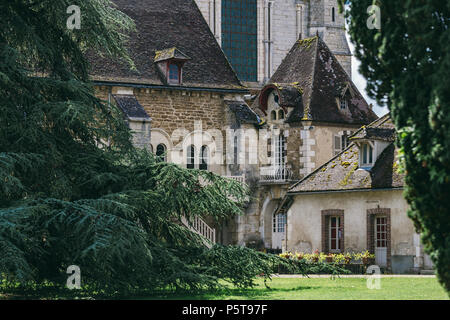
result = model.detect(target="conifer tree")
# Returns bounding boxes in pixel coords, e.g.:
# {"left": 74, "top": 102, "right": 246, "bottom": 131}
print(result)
{"left": 0, "top": 0, "right": 291, "bottom": 294}
{"left": 340, "top": 0, "right": 450, "bottom": 292}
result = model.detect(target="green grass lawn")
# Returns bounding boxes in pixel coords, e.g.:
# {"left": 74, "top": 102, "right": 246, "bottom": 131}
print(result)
{"left": 142, "top": 277, "right": 449, "bottom": 300}
{"left": 1, "top": 277, "right": 447, "bottom": 300}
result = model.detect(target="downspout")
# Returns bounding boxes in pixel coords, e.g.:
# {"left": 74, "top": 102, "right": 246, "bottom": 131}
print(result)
{"left": 269, "top": 1, "right": 274, "bottom": 78}
{"left": 296, "top": 3, "right": 303, "bottom": 39}
{"left": 263, "top": 0, "right": 269, "bottom": 82}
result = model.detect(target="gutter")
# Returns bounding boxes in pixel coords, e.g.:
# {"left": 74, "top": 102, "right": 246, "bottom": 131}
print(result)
{"left": 286, "top": 187, "right": 404, "bottom": 196}
{"left": 92, "top": 81, "right": 249, "bottom": 94}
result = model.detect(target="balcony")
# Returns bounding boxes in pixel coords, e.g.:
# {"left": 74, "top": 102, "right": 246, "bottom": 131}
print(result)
{"left": 259, "top": 165, "right": 292, "bottom": 184}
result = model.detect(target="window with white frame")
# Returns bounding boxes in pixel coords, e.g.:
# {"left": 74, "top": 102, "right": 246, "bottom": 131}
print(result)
{"left": 360, "top": 142, "right": 374, "bottom": 166}
{"left": 187, "top": 145, "right": 196, "bottom": 169}
{"left": 273, "top": 213, "right": 286, "bottom": 233}
{"left": 199, "top": 145, "right": 209, "bottom": 171}
{"left": 329, "top": 216, "right": 341, "bottom": 252}
{"left": 375, "top": 216, "right": 388, "bottom": 248}
{"left": 340, "top": 98, "right": 348, "bottom": 110}
{"left": 156, "top": 143, "right": 167, "bottom": 162}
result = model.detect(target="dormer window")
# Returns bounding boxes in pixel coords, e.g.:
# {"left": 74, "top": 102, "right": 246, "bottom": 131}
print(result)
{"left": 168, "top": 63, "right": 180, "bottom": 84}
{"left": 154, "top": 47, "right": 190, "bottom": 86}
{"left": 360, "top": 142, "right": 374, "bottom": 167}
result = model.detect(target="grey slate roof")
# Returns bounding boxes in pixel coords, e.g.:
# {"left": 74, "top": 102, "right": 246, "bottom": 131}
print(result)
{"left": 87, "top": 0, "right": 244, "bottom": 90}
{"left": 226, "top": 101, "right": 262, "bottom": 125}
{"left": 252, "top": 36, "right": 378, "bottom": 125}
{"left": 113, "top": 95, "right": 150, "bottom": 120}
{"left": 288, "top": 114, "right": 403, "bottom": 193}
{"left": 351, "top": 127, "right": 396, "bottom": 142}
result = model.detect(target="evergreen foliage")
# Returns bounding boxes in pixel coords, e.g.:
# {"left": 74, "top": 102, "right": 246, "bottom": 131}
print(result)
{"left": 340, "top": 0, "right": 450, "bottom": 292}
{"left": 0, "top": 1, "right": 347, "bottom": 295}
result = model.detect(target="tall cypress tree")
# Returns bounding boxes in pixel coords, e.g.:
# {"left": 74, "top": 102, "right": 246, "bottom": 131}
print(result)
{"left": 340, "top": 0, "right": 450, "bottom": 292}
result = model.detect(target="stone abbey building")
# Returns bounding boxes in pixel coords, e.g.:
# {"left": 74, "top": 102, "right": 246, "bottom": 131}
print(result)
{"left": 194, "top": 0, "right": 352, "bottom": 85}
{"left": 89, "top": 0, "right": 379, "bottom": 252}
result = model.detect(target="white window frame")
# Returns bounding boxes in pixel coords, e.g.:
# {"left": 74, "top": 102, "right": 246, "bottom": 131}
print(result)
{"left": 360, "top": 142, "right": 374, "bottom": 167}
{"left": 340, "top": 98, "right": 348, "bottom": 110}
{"left": 199, "top": 145, "right": 209, "bottom": 171}
{"left": 273, "top": 213, "right": 286, "bottom": 233}
{"left": 329, "top": 216, "right": 341, "bottom": 252}
{"left": 187, "top": 145, "right": 196, "bottom": 169}
{"left": 375, "top": 216, "right": 388, "bottom": 248}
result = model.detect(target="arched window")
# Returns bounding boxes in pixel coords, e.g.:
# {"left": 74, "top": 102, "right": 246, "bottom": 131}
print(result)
{"left": 199, "top": 146, "right": 209, "bottom": 171}
{"left": 187, "top": 145, "right": 196, "bottom": 169}
{"left": 271, "top": 110, "right": 277, "bottom": 120}
{"left": 332, "top": 7, "right": 335, "bottom": 22}
{"left": 278, "top": 109, "right": 285, "bottom": 120}
{"left": 156, "top": 144, "right": 167, "bottom": 162}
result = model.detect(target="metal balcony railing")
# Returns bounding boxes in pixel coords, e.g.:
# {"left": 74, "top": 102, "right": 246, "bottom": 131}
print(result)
{"left": 259, "top": 165, "right": 292, "bottom": 183}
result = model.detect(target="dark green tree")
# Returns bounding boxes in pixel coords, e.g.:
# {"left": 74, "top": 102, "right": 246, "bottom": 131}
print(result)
{"left": 340, "top": 0, "right": 450, "bottom": 292}
{"left": 0, "top": 0, "right": 306, "bottom": 295}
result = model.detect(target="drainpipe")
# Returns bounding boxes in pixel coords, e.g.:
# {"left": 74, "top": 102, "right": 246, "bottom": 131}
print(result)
{"left": 296, "top": 3, "right": 303, "bottom": 40}
{"left": 269, "top": 1, "right": 273, "bottom": 78}
{"left": 263, "top": 0, "right": 273, "bottom": 82}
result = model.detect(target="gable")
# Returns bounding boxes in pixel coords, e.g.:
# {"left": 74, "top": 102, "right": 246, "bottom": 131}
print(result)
{"left": 254, "top": 36, "right": 378, "bottom": 125}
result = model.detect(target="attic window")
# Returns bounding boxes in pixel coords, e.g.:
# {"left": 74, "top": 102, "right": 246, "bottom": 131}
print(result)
{"left": 360, "top": 142, "right": 374, "bottom": 167}
{"left": 154, "top": 47, "right": 190, "bottom": 86}
{"left": 168, "top": 63, "right": 180, "bottom": 84}
{"left": 340, "top": 98, "right": 348, "bottom": 110}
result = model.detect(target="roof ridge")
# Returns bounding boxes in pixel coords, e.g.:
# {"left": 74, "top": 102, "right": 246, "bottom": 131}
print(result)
{"left": 302, "top": 36, "right": 319, "bottom": 120}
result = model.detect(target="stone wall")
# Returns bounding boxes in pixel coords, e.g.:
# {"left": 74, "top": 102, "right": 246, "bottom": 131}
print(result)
{"left": 287, "top": 189, "right": 424, "bottom": 273}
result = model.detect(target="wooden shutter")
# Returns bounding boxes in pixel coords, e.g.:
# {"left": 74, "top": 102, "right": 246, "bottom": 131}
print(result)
{"left": 334, "top": 135, "right": 341, "bottom": 155}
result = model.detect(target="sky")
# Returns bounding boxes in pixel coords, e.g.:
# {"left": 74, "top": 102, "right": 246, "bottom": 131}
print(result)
{"left": 345, "top": 33, "right": 389, "bottom": 117}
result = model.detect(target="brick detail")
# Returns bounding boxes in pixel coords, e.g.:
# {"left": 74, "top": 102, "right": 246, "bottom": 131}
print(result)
{"left": 321, "top": 209, "right": 344, "bottom": 253}
{"left": 367, "top": 208, "right": 392, "bottom": 270}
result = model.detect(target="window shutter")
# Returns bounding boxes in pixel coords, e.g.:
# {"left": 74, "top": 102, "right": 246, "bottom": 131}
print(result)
{"left": 334, "top": 135, "right": 341, "bottom": 155}
{"left": 339, "top": 217, "right": 344, "bottom": 252}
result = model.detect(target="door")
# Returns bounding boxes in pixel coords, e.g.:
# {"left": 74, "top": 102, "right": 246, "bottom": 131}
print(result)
{"left": 375, "top": 216, "right": 388, "bottom": 267}
{"left": 272, "top": 212, "right": 286, "bottom": 249}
